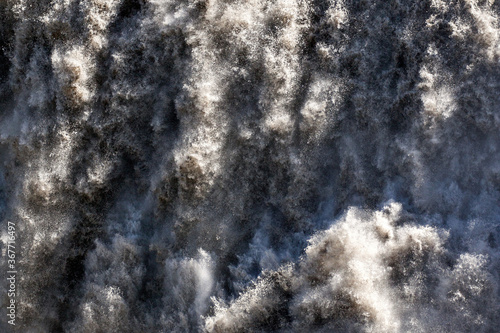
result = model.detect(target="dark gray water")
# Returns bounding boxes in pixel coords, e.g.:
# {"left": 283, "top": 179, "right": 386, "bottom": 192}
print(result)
{"left": 1, "top": 0, "right": 500, "bottom": 332}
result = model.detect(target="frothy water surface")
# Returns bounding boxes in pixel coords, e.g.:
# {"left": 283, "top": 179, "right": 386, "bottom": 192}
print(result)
{"left": 1, "top": 0, "right": 500, "bottom": 332}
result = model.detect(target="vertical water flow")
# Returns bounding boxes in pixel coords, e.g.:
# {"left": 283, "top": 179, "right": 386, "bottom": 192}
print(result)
{"left": 0, "top": 0, "right": 499, "bottom": 332}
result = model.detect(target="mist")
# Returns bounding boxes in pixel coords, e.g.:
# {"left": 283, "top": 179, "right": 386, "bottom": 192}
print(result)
{"left": 1, "top": 0, "right": 500, "bottom": 332}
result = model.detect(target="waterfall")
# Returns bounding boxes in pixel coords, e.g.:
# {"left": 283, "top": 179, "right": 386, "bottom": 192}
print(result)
{"left": 0, "top": 0, "right": 499, "bottom": 331}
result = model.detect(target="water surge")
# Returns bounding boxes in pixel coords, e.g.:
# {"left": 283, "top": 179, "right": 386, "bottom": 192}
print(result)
{"left": 1, "top": 0, "right": 500, "bottom": 331}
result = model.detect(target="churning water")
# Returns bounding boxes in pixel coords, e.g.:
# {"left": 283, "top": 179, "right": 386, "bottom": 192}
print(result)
{"left": 1, "top": 0, "right": 500, "bottom": 332}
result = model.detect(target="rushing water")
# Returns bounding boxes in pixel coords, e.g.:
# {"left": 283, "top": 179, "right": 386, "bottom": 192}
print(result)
{"left": 1, "top": 0, "right": 500, "bottom": 332}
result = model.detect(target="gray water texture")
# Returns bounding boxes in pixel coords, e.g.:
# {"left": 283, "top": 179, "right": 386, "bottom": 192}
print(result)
{"left": 1, "top": 0, "right": 500, "bottom": 332}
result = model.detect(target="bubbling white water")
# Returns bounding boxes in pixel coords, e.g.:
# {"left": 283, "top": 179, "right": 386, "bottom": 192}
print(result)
{"left": 0, "top": 0, "right": 500, "bottom": 332}
{"left": 207, "top": 203, "right": 498, "bottom": 332}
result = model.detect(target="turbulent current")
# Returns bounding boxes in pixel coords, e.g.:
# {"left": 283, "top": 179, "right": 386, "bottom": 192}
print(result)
{"left": 1, "top": 0, "right": 500, "bottom": 332}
